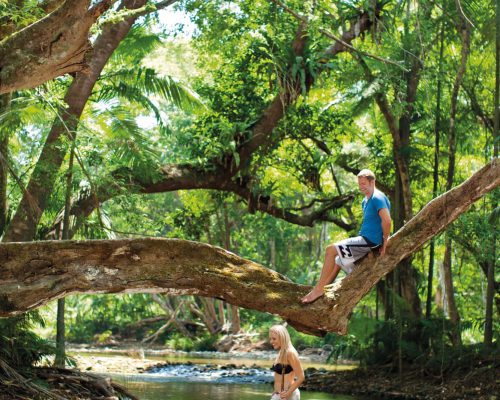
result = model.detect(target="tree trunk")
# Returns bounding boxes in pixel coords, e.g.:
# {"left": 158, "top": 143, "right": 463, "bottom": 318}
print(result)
{"left": 143, "top": 299, "right": 185, "bottom": 343}
{"left": 55, "top": 298, "right": 65, "bottom": 367}
{"left": 230, "top": 304, "right": 240, "bottom": 334}
{"left": 484, "top": 226, "right": 497, "bottom": 347}
{"left": 441, "top": 15, "right": 471, "bottom": 346}
{"left": 189, "top": 297, "right": 221, "bottom": 335}
{"left": 54, "top": 137, "right": 76, "bottom": 367}
{"left": 375, "top": 279, "right": 392, "bottom": 320}
{"left": 481, "top": 263, "right": 500, "bottom": 317}
{"left": 217, "top": 300, "right": 226, "bottom": 330}
{"left": 200, "top": 297, "right": 223, "bottom": 334}
{"left": 223, "top": 202, "right": 240, "bottom": 334}
{"left": 426, "top": 21, "right": 445, "bottom": 320}
{"left": 485, "top": 0, "right": 500, "bottom": 347}
{"left": 269, "top": 237, "right": 276, "bottom": 269}
{"left": 0, "top": 93, "right": 10, "bottom": 237}
{"left": 398, "top": 258, "right": 421, "bottom": 317}
{"left": 435, "top": 262, "right": 445, "bottom": 312}
{"left": 364, "top": 54, "right": 422, "bottom": 316}
{"left": 442, "top": 238, "right": 461, "bottom": 345}
{"left": 426, "top": 247, "right": 436, "bottom": 319}
{"left": 391, "top": 56, "right": 427, "bottom": 318}
{"left": 385, "top": 3, "right": 435, "bottom": 319}
{"left": 0, "top": 160, "right": 497, "bottom": 336}
{"left": 151, "top": 294, "right": 193, "bottom": 338}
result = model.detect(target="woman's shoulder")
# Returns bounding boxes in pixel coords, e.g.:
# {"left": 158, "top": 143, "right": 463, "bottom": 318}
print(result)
{"left": 287, "top": 348, "right": 300, "bottom": 361}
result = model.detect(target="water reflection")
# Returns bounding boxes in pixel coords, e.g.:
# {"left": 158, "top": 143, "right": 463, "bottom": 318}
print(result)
{"left": 115, "top": 377, "right": 356, "bottom": 400}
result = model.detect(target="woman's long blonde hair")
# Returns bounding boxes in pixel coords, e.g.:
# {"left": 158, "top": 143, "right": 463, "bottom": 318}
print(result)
{"left": 270, "top": 324, "right": 296, "bottom": 365}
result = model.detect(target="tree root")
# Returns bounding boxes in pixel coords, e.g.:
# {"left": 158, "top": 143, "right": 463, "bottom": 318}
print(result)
{"left": 0, "top": 357, "right": 66, "bottom": 400}
{"left": 36, "top": 367, "right": 140, "bottom": 400}
{"left": 0, "top": 358, "right": 139, "bottom": 400}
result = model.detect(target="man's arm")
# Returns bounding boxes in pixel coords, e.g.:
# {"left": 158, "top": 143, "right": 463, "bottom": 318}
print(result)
{"left": 378, "top": 208, "right": 391, "bottom": 256}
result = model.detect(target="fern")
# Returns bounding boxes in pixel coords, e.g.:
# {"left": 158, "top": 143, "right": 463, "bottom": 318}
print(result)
{"left": 0, "top": 313, "right": 56, "bottom": 368}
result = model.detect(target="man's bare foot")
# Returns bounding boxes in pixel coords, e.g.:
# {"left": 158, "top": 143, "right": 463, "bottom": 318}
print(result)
{"left": 300, "top": 287, "right": 324, "bottom": 304}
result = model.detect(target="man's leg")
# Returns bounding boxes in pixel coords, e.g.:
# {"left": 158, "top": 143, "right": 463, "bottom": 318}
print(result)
{"left": 301, "top": 244, "right": 342, "bottom": 304}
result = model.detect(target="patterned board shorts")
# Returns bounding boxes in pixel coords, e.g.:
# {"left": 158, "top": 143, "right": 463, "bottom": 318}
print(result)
{"left": 334, "top": 236, "right": 377, "bottom": 274}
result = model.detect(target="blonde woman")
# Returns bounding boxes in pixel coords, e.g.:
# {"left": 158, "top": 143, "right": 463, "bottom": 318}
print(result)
{"left": 269, "top": 325, "right": 305, "bottom": 400}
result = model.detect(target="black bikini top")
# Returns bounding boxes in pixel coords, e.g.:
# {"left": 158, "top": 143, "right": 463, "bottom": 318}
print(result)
{"left": 271, "top": 363, "right": 293, "bottom": 374}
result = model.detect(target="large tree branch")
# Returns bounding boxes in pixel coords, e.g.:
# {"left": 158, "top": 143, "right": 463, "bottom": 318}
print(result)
{"left": 226, "top": 181, "right": 355, "bottom": 229}
{"left": 2, "top": 159, "right": 498, "bottom": 336}
{"left": 46, "top": 162, "right": 355, "bottom": 239}
{"left": 235, "top": 6, "right": 378, "bottom": 172}
{"left": 0, "top": 0, "right": 66, "bottom": 41}
{"left": 234, "top": 22, "right": 309, "bottom": 172}
{"left": 0, "top": 0, "right": 116, "bottom": 94}
{"left": 0, "top": 0, "right": 174, "bottom": 90}
{"left": 270, "top": 0, "right": 397, "bottom": 69}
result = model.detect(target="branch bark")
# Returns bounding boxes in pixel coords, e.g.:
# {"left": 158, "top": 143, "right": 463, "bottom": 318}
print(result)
{"left": 1, "top": 159, "right": 498, "bottom": 336}
{"left": 0, "top": 0, "right": 116, "bottom": 94}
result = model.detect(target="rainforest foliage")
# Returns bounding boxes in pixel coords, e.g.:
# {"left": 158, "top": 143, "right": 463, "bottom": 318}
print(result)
{"left": 0, "top": 0, "right": 498, "bottom": 373}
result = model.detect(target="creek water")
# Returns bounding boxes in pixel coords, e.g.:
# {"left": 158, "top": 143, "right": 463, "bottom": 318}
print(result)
{"left": 105, "top": 353, "right": 359, "bottom": 400}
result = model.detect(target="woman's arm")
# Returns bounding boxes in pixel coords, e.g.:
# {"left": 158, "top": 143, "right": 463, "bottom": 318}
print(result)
{"left": 280, "top": 351, "right": 304, "bottom": 399}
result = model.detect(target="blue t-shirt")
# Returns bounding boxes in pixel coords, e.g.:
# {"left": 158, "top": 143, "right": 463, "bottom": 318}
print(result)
{"left": 359, "top": 189, "right": 391, "bottom": 245}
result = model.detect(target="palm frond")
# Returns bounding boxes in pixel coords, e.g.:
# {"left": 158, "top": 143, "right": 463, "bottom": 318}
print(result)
{"left": 98, "top": 82, "right": 168, "bottom": 131}
{"left": 98, "top": 67, "right": 206, "bottom": 113}
{"left": 112, "top": 25, "right": 162, "bottom": 65}
{"left": 92, "top": 104, "right": 161, "bottom": 184}
{"left": 349, "top": 78, "right": 383, "bottom": 117}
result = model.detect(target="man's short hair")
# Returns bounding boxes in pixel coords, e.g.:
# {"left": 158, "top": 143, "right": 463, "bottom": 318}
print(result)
{"left": 357, "top": 169, "right": 376, "bottom": 181}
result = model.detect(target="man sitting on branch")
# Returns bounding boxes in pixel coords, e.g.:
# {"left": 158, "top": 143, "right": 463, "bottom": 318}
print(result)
{"left": 301, "top": 169, "right": 392, "bottom": 304}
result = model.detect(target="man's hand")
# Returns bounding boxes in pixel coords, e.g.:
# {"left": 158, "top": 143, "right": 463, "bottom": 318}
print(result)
{"left": 380, "top": 238, "right": 389, "bottom": 256}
